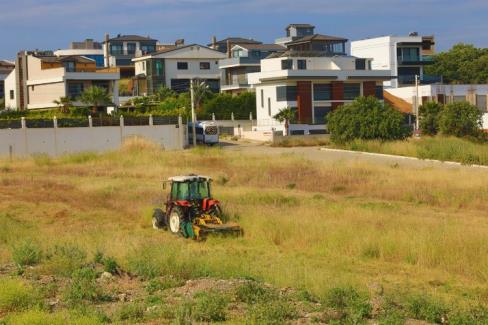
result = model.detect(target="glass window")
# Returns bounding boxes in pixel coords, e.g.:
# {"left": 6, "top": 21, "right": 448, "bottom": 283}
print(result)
{"left": 142, "top": 61, "right": 145, "bottom": 71}
{"left": 177, "top": 62, "right": 188, "bottom": 70}
{"left": 67, "top": 83, "right": 84, "bottom": 99}
{"left": 140, "top": 44, "right": 155, "bottom": 54}
{"left": 344, "top": 83, "right": 361, "bottom": 100}
{"left": 64, "top": 61, "right": 75, "bottom": 72}
{"left": 171, "top": 79, "right": 191, "bottom": 93}
{"left": 453, "top": 96, "right": 466, "bottom": 103}
{"left": 127, "top": 43, "right": 136, "bottom": 55}
{"left": 297, "top": 59, "right": 307, "bottom": 70}
{"left": 260, "top": 89, "right": 264, "bottom": 108}
{"left": 476, "top": 95, "right": 487, "bottom": 112}
{"left": 375, "top": 86, "right": 384, "bottom": 99}
{"left": 268, "top": 98, "right": 271, "bottom": 116}
{"left": 110, "top": 44, "right": 123, "bottom": 55}
{"left": 10, "top": 90, "right": 14, "bottom": 100}
{"left": 355, "top": 59, "right": 366, "bottom": 70}
{"left": 276, "top": 86, "right": 297, "bottom": 102}
{"left": 313, "top": 106, "right": 331, "bottom": 124}
{"left": 281, "top": 59, "right": 293, "bottom": 70}
{"left": 313, "top": 84, "right": 331, "bottom": 101}
{"left": 200, "top": 62, "right": 210, "bottom": 70}
{"left": 155, "top": 61, "right": 163, "bottom": 76}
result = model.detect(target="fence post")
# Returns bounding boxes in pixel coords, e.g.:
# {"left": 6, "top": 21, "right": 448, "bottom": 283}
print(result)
{"left": 231, "top": 112, "right": 234, "bottom": 121}
{"left": 53, "top": 116, "right": 58, "bottom": 156}
{"left": 21, "top": 117, "right": 28, "bottom": 155}
{"left": 119, "top": 115, "right": 124, "bottom": 146}
{"left": 149, "top": 114, "right": 153, "bottom": 126}
{"left": 21, "top": 117, "right": 26, "bottom": 129}
{"left": 120, "top": 115, "right": 124, "bottom": 127}
{"left": 249, "top": 112, "right": 252, "bottom": 120}
{"left": 212, "top": 113, "right": 216, "bottom": 121}
{"left": 88, "top": 115, "right": 93, "bottom": 127}
{"left": 53, "top": 116, "right": 58, "bottom": 128}
{"left": 178, "top": 115, "right": 184, "bottom": 149}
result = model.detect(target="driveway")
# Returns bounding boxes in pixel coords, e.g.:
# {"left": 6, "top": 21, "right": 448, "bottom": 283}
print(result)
{"left": 220, "top": 140, "right": 488, "bottom": 171}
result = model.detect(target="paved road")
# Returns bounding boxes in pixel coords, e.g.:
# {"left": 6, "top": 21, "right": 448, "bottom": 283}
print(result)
{"left": 220, "top": 140, "right": 488, "bottom": 171}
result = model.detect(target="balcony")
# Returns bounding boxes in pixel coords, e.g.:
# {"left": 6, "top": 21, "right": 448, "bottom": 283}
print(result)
{"left": 219, "top": 56, "right": 262, "bottom": 68}
{"left": 397, "top": 55, "right": 435, "bottom": 65}
{"left": 397, "top": 74, "right": 442, "bottom": 85}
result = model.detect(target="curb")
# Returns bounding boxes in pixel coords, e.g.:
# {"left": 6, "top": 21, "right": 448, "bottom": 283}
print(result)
{"left": 319, "top": 147, "right": 488, "bottom": 169}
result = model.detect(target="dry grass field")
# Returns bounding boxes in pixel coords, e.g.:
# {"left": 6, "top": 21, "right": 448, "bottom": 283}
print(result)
{"left": 1, "top": 138, "right": 488, "bottom": 324}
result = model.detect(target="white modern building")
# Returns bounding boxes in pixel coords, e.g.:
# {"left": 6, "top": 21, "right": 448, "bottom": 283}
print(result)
{"left": 385, "top": 84, "right": 488, "bottom": 129}
{"left": 132, "top": 44, "right": 226, "bottom": 95}
{"left": 5, "top": 51, "right": 120, "bottom": 110}
{"left": 0, "top": 60, "right": 15, "bottom": 99}
{"left": 54, "top": 38, "right": 104, "bottom": 68}
{"left": 351, "top": 34, "right": 439, "bottom": 88}
{"left": 247, "top": 51, "right": 392, "bottom": 133}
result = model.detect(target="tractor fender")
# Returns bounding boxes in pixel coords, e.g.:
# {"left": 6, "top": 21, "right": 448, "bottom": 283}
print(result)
{"left": 174, "top": 200, "right": 191, "bottom": 207}
{"left": 202, "top": 198, "right": 220, "bottom": 211}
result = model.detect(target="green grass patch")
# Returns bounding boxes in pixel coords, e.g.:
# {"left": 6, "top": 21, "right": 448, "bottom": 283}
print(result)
{"left": 0, "top": 279, "right": 43, "bottom": 313}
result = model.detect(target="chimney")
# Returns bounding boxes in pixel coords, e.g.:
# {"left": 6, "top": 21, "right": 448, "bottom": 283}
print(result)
{"left": 104, "top": 33, "right": 110, "bottom": 68}
{"left": 211, "top": 36, "right": 217, "bottom": 48}
{"left": 226, "top": 39, "right": 231, "bottom": 58}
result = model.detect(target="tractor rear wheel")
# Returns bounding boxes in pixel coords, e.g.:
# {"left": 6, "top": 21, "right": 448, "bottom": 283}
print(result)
{"left": 152, "top": 208, "right": 166, "bottom": 229}
{"left": 167, "top": 207, "right": 183, "bottom": 235}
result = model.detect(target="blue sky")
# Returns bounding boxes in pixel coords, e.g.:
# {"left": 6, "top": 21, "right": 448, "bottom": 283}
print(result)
{"left": 1, "top": 0, "right": 487, "bottom": 60}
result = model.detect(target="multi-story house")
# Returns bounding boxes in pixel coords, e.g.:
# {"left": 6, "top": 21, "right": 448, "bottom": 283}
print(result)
{"left": 351, "top": 33, "right": 440, "bottom": 88}
{"left": 247, "top": 51, "right": 391, "bottom": 133}
{"left": 131, "top": 44, "right": 226, "bottom": 96}
{"left": 219, "top": 43, "right": 285, "bottom": 95}
{"left": 0, "top": 60, "right": 15, "bottom": 99}
{"left": 208, "top": 37, "right": 262, "bottom": 56}
{"left": 54, "top": 38, "right": 104, "bottom": 67}
{"left": 103, "top": 34, "right": 158, "bottom": 77}
{"left": 4, "top": 51, "right": 120, "bottom": 110}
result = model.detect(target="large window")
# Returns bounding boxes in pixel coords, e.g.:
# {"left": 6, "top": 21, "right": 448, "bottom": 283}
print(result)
{"left": 313, "top": 84, "right": 331, "bottom": 101}
{"left": 200, "top": 62, "right": 210, "bottom": 70}
{"left": 177, "top": 62, "right": 188, "bottom": 70}
{"left": 281, "top": 59, "right": 293, "bottom": 70}
{"left": 476, "top": 95, "right": 487, "bottom": 112}
{"left": 155, "top": 60, "right": 163, "bottom": 76}
{"left": 276, "top": 86, "right": 297, "bottom": 102}
{"left": 140, "top": 44, "right": 155, "bottom": 54}
{"left": 127, "top": 43, "right": 136, "bottom": 55}
{"left": 453, "top": 95, "right": 466, "bottom": 103}
{"left": 398, "top": 47, "right": 420, "bottom": 62}
{"left": 313, "top": 106, "right": 331, "bottom": 124}
{"left": 268, "top": 98, "right": 271, "bottom": 116}
{"left": 10, "top": 90, "right": 14, "bottom": 100}
{"left": 110, "top": 44, "right": 123, "bottom": 55}
{"left": 297, "top": 59, "right": 307, "bottom": 70}
{"left": 355, "top": 59, "right": 366, "bottom": 70}
{"left": 171, "top": 79, "right": 191, "bottom": 93}
{"left": 344, "top": 83, "right": 361, "bottom": 100}
{"left": 64, "top": 61, "right": 75, "bottom": 72}
{"left": 260, "top": 89, "right": 264, "bottom": 108}
{"left": 67, "top": 83, "right": 84, "bottom": 99}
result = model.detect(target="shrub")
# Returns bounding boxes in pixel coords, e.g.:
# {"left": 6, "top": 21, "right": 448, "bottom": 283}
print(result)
{"left": 201, "top": 92, "right": 256, "bottom": 120}
{"left": 405, "top": 294, "right": 448, "bottom": 323}
{"left": 145, "top": 277, "right": 184, "bottom": 294}
{"left": 11, "top": 241, "right": 42, "bottom": 268}
{"left": 192, "top": 290, "right": 228, "bottom": 322}
{"left": 419, "top": 101, "right": 443, "bottom": 135}
{"left": 102, "top": 256, "right": 119, "bottom": 275}
{"left": 64, "top": 267, "right": 102, "bottom": 304}
{"left": 0, "top": 279, "right": 41, "bottom": 313}
{"left": 328, "top": 96, "right": 411, "bottom": 143}
{"left": 247, "top": 299, "right": 297, "bottom": 325}
{"left": 236, "top": 281, "right": 278, "bottom": 304}
{"left": 324, "top": 286, "right": 372, "bottom": 323}
{"left": 5, "top": 310, "right": 104, "bottom": 325}
{"left": 43, "top": 243, "right": 87, "bottom": 277}
{"left": 114, "top": 302, "right": 145, "bottom": 321}
{"left": 439, "top": 101, "right": 483, "bottom": 137}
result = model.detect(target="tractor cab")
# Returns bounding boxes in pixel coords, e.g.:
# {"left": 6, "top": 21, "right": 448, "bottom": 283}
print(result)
{"left": 168, "top": 175, "right": 212, "bottom": 203}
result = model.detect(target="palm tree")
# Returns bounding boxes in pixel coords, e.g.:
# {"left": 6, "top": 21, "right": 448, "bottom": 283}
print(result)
{"left": 192, "top": 80, "right": 212, "bottom": 113}
{"left": 80, "top": 86, "right": 112, "bottom": 114}
{"left": 53, "top": 96, "right": 73, "bottom": 114}
{"left": 273, "top": 106, "right": 296, "bottom": 136}
{"left": 153, "top": 86, "right": 176, "bottom": 102}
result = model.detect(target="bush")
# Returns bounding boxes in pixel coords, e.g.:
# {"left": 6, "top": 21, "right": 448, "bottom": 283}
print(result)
{"left": 201, "top": 92, "right": 256, "bottom": 120}
{"left": 419, "top": 101, "right": 443, "bottom": 135}
{"left": 236, "top": 281, "right": 277, "bottom": 304}
{"left": 192, "top": 290, "right": 228, "bottom": 322}
{"left": 102, "top": 256, "right": 119, "bottom": 275}
{"left": 5, "top": 310, "right": 104, "bottom": 325}
{"left": 328, "top": 96, "right": 411, "bottom": 143}
{"left": 64, "top": 267, "right": 102, "bottom": 304}
{"left": 11, "top": 241, "right": 42, "bottom": 268}
{"left": 439, "top": 101, "right": 483, "bottom": 137}
{"left": 247, "top": 299, "right": 297, "bottom": 325}
{"left": 0, "top": 279, "right": 41, "bottom": 313}
{"left": 405, "top": 294, "right": 448, "bottom": 323}
{"left": 324, "top": 286, "right": 372, "bottom": 323}
{"left": 43, "top": 243, "right": 87, "bottom": 276}
{"left": 114, "top": 302, "right": 145, "bottom": 321}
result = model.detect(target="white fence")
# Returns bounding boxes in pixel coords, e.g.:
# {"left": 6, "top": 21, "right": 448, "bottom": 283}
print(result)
{"left": 483, "top": 113, "right": 488, "bottom": 130}
{"left": 0, "top": 117, "right": 186, "bottom": 157}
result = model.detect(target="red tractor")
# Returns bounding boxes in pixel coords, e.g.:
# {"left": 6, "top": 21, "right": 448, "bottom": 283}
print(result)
{"left": 152, "top": 175, "right": 241, "bottom": 239}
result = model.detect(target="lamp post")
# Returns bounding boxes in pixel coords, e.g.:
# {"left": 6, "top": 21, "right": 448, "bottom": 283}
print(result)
{"left": 415, "top": 74, "right": 420, "bottom": 132}
{"left": 190, "top": 79, "right": 197, "bottom": 146}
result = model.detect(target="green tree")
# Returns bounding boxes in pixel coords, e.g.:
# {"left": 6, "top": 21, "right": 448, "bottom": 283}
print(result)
{"left": 439, "top": 101, "right": 482, "bottom": 137}
{"left": 80, "top": 86, "right": 112, "bottom": 113}
{"left": 425, "top": 43, "right": 488, "bottom": 84}
{"left": 192, "top": 80, "right": 212, "bottom": 114}
{"left": 419, "top": 101, "right": 443, "bottom": 136}
{"left": 53, "top": 96, "right": 73, "bottom": 114}
{"left": 273, "top": 106, "right": 297, "bottom": 136}
{"left": 327, "top": 96, "right": 411, "bottom": 143}
{"left": 153, "top": 86, "right": 176, "bottom": 102}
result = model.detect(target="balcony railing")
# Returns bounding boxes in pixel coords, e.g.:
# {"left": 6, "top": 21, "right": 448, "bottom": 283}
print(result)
{"left": 219, "top": 56, "right": 262, "bottom": 67}
{"left": 397, "top": 55, "right": 435, "bottom": 65}
{"left": 397, "top": 74, "right": 442, "bottom": 85}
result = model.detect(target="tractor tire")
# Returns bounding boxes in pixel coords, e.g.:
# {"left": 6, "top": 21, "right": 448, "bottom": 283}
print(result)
{"left": 167, "top": 206, "right": 184, "bottom": 235}
{"left": 209, "top": 205, "right": 223, "bottom": 219}
{"left": 152, "top": 208, "right": 166, "bottom": 229}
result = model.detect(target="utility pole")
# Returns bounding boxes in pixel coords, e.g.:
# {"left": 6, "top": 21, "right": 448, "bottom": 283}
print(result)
{"left": 190, "top": 78, "right": 197, "bottom": 146}
{"left": 415, "top": 74, "right": 420, "bottom": 132}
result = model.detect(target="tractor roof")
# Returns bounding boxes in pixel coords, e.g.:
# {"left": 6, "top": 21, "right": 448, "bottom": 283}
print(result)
{"left": 168, "top": 175, "right": 212, "bottom": 182}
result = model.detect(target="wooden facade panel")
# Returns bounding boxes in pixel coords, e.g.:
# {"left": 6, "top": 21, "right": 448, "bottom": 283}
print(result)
{"left": 296, "top": 81, "right": 312, "bottom": 124}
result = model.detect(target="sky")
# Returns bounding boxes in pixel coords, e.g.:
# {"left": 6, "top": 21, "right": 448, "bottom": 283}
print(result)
{"left": 1, "top": 0, "right": 488, "bottom": 60}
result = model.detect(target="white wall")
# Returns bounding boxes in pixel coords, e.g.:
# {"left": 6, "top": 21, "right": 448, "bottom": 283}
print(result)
{"left": 164, "top": 58, "right": 222, "bottom": 86}
{"left": 4, "top": 69, "right": 16, "bottom": 109}
{"left": 483, "top": 113, "right": 488, "bottom": 130}
{"left": 0, "top": 124, "right": 185, "bottom": 157}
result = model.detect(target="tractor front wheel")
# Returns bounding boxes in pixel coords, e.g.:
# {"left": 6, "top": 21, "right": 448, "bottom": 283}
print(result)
{"left": 167, "top": 207, "right": 183, "bottom": 235}
{"left": 152, "top": 208, "right": 166, "bottom": 229}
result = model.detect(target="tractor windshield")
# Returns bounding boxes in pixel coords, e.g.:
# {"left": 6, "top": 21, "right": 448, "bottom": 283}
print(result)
{"left": 172, "top": 180, "right": 210, "bottom": 200}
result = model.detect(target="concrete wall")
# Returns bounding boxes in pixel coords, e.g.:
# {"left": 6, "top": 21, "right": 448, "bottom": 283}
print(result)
{"left": 27, "top": 82, "right": 66, "bottom": 108}
{"left": 483, "top": 113, "right": 488, "bottom": 130}
{"left": 0, "top": 123, "right": 185, "bottom": 157}
{"left": 4, "top": 69, "right": 16, "bottom": 109}
{"left": 164, "top": 58, "right": 222, "bottom": 86}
